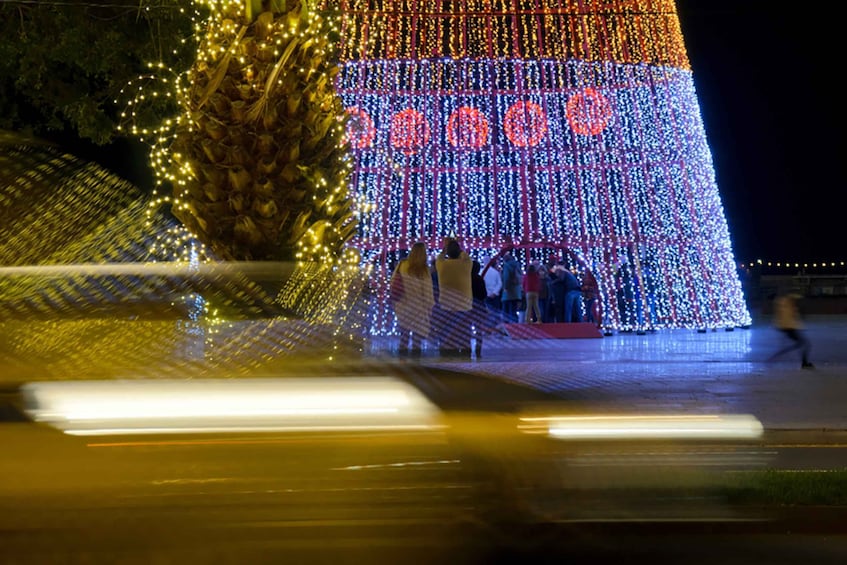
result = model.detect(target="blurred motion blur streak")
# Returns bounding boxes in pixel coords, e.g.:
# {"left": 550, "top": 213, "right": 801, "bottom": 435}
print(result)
{"left": 519, "top": 414, "right": 764, "bottom": 440}
{"left": 22, "top": 377, "right": 443, "bottom": 436}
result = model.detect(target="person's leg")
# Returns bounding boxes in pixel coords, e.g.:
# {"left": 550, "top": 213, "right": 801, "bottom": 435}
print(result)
{"left": 502, "top": 299, "right": 512, "bottom": 323}
{"left": 531, "top": 293, "right": 542, "bottom": 323}
{"left": 564, "top": 292, "right": 574, "bottom": 323}
{"left": 527, "top": 294, "right": 535, "bottom": 323}
{"left": 508, "top": 299, "right": 520, "bottom": 323}
{"left": 771, "top": 328, "right": 802, "bottom": 360}
{"left": 573, "top": 293, "right": 584, "bottom": 322}
{"left": 554, "top": 299, "right": 565, "bottom": 323}
{"left": 440, "top": 309, "right": 460, "bottom": 351}
{"left": 485, "top": 296, "right": 499, "bottom": 329}
{"left": 798, "top": 330, "right": 813, "bottom": 367}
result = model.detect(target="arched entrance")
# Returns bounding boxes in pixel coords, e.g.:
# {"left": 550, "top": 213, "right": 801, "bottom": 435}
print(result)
{"left": 480, "top": 240, "right": 602, "bottom": 328}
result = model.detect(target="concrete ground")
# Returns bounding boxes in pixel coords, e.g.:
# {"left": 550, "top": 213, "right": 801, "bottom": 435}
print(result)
{"left": 2, "top": 313, "right": 845, "bottom": 436}
{"left": 421, "top": 316, "right": 847, "bottom": 433}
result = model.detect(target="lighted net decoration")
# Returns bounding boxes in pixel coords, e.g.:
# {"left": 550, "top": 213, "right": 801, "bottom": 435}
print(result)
{"left": 323, "top": 0, "right": 750, "bottom": 333}
{"left": 0, "top": 132, "right": 367, "bottom": 376}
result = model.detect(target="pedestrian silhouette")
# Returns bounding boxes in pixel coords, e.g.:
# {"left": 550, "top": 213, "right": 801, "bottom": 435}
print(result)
{"left": 500, "top": 252, "right": 522, "bottom": 323}
{"left": 769, "top": 289, "right": 814, "bottom": 369}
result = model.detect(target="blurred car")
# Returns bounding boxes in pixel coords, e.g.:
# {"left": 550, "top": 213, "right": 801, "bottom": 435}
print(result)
{"left": 1, "top": 375, "right": 770, "bottom": 544}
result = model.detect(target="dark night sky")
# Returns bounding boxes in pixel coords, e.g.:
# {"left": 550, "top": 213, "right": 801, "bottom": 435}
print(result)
{"left": 85, "top": 1, "right": 842, "bottom": 265}
{"left": 676, "top": 0, "right": 843, "bottom": 264}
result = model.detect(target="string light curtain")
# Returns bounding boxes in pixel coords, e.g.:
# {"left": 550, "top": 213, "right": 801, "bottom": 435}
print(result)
{"left": 322, "top": 0, "right": 751, "bottom": 333}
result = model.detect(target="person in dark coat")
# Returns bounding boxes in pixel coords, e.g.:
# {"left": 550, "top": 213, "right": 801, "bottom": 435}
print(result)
{"left": 470, "top": 260, "right": 489, "bottom": 357}
{"left": 500, "top": 252, "right": 522, "bottom": 323}
{"left": 550, "top": 265, "right": 582, "bottom": 322}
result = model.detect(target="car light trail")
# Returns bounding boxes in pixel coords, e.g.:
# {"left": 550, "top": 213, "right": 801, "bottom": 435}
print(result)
{"left": 22, "top": 377, "right": 443, "bottom": 436}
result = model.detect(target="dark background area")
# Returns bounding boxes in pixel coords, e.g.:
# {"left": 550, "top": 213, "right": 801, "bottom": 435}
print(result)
{"left": 76, "top": 1, "right": 842, "bottom": 266}
{"left": 676, "top": 0, "right": 843, "bottom": 264}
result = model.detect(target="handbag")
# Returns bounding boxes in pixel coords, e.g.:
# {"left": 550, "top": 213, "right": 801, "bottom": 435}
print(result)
{"left": 389, "top": 264, "right": 405, "bottom": 303}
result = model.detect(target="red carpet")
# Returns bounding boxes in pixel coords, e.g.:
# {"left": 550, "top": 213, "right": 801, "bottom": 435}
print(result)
{"left": 503, "top": 322, "right": 603, "bottom": 339}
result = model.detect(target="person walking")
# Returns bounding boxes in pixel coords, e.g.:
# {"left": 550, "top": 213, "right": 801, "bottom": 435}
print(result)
{"left": 391, "top": 242, "right": 435, "bottom": 357}
{"left": 500, "top": 252, "right": 522, "bottom": 324}
{"left": 522, "top": 263, "right": 543, "bottom": 323}
{"left": 769, "top": 290, "right": 814, "bottom": 369}
{"left": 435, "top": 238, "right": 474, "bottom": 356}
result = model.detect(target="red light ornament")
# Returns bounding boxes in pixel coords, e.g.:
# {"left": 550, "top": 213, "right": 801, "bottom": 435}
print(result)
{"left": 503, "top": 101, "right": 548, "bottom": 147}
{"left": 389, "top": 108, "right": 431, "bottom": 155}
{"left": 447, "top": 106, "right": 489, "bottom": 148}
{"left": 565, "top": 87, "right": 613, "bottom": 136}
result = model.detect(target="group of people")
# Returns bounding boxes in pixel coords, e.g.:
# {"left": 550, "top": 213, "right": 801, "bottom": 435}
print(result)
{"left": 389, "top": 240, "right": 598, "bottom": 358}
{"left": 389, "top": 238, "right": 476, "bottom": 357}
{"left": 490, "top": 251, "right": 598, "bottom": 327}
{"left": 393, "top": 243, "right": 817, "bottom": 368}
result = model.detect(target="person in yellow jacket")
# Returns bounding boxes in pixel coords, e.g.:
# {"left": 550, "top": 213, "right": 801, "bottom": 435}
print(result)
{"left": 769, "top": 290, "right": 814, "bottom": 369}
{"left": 434, "top": 238, "right": 473, "bottom": 355}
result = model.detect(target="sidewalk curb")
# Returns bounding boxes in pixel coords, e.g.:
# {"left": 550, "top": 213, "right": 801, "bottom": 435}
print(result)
{"left": 764, "top": 429, "right": 847, "bottom": 445}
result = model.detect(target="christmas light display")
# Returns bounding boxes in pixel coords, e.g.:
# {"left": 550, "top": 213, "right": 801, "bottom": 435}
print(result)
{"left": 324, "top": 0, "right": 752, "bottom": 332}
{"left": 741, "top": 260, "right": 847, "bottom": 271}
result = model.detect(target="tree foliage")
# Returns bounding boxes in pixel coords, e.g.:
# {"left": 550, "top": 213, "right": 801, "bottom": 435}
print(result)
{"left": 0, "top": 0, "right": 195, "bottom": 145}
{"left": 167, "top": 1, "right": 356, "bottom": 261}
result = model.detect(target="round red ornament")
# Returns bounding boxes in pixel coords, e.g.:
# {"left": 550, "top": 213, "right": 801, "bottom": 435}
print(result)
{"left": 565, "top": 87, "right": 613, "bottom": 136}
{"left": 389, "top": 108, "right": 431, "bottom": 155}
{"left": 446, "top": 106, "right": 490, "bottom": 148}
{"left": 503, "top": 101, "right": 548, "bottom": 147}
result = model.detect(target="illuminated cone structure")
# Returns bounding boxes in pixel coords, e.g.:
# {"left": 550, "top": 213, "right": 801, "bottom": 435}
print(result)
{"left": 328, "top": 0, "right": 751, "bottom": 332}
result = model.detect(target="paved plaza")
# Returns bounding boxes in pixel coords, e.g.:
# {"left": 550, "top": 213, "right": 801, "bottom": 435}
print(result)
{"left": 423, "top": 316, "right": 847, "bottom": 433}
{"left": 2, "top": 314, "right": 846, "bottom": 435}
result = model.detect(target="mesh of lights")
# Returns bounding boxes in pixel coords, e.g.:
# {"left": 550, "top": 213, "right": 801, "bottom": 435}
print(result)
{"left": 114, "top": 1, "right": 369, "bottom": 354}
{"left": 322, "top": 0, "right": 751, "bottom": 333}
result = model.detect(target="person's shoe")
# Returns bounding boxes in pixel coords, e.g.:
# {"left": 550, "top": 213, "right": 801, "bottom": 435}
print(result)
{"left": 802, "top": 362, "right": 815, "bottom": 369}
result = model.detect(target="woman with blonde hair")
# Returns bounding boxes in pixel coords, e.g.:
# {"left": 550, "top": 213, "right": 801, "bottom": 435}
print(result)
{"left": 391, "top": 242, "right": 435, "bottom": 356}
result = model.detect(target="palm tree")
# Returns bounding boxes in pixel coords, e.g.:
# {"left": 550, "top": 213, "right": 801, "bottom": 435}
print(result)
{"left": 169, "top": 0, "right": 356, "bottom": 262}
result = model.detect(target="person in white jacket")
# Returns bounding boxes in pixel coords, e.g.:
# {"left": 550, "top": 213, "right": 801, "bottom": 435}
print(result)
{"left": 480, "top": 255, "right": 503, "bottom": 329}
